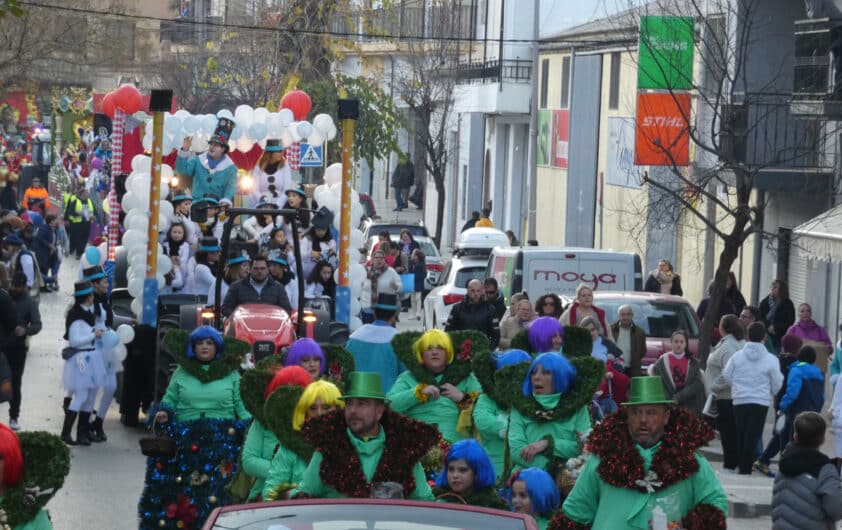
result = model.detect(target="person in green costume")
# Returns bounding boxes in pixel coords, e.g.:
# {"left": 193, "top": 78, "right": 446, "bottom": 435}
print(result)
{"left": 472, "top": 349, "right": 532, "bottom": 478}
{"left": 0, "top": 424, "right": 70, "bottom": 530}
{"left": 388, "top": 329, "right": 482, "bottom": 442}
{"left": 240, "top": 365, "right": 312, "bottom": 501}
{"left": 293, "top": 372, "right": 439, "bottom": 499}
{"left": 262, "top": 380, "right": 343, "bottom": 500}
{"left": 509, "top": 352, "right": 590, "bottom": 473}
{"left": 433, "top": 439, "right": 507, "bottom": 509}
{"left": 508, "top": 467, "right": 561, "bottom": 530}
{"left": 549, "top": 377, "right": 728, "bottom": 530}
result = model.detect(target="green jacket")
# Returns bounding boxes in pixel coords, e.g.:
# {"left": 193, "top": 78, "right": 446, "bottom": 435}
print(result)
{"left": 387, "top": 370, "right": 482, "bottom": 442}
{"left": 295, "top": 428, "right": 433, "bottom": 500}
{"left": 0, "top": 504, "right": 51, "bottom": 530}
{"left": 562, "top": 445, "right": 728, "bottom": 528}
{"left": 161, "top": 366, "right": 251, "bottom": 422}
{"left": 262, "top": 443, "right": 309, "bottom": 500}
{"left": 472, "top": 394, "right": 509, "bottom": 478}
{"left": 241, "top": 420, "right": 279, "bottom": 501}
{"left": 508, "top": 404, "right": 590, "bottom": 472}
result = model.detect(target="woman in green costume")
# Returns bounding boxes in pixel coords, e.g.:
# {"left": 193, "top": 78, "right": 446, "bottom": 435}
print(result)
{"left": 262, "top": 380, "right": 344, "bottom": 500}
{"left": 239, "top": 365, "right": 312, "bottom": 501}
{"left": 472, "top": 349, "right": 532, "bottom": 478}
{"left": 0, "top": 425, "right": 70, "bottom": 530}
{"left": 433, "top": 439, "right": 507, "bottom": 509}
{"left": 508, "top": 467, "right": 561, "bottom": 530}
{"left": 388, "top": 329, "right": 484, "bottom": 442}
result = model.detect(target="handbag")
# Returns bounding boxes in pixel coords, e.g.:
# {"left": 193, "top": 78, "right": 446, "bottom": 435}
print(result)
{"left": 139, "top": 417, "right": 177, "bottom": 457}
{"left": 61, "top": 346, "right": 81, "bottom": 361}
{"left": 702, "top": 394, "right": 718, "bottom": 418}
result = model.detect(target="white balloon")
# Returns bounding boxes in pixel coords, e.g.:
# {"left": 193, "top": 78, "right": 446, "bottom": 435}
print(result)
{"left": 112, "top": 343, "right": 128, "bottom": 364}
{"left": 350, "top": 263, "right": 367, "bottom": 288}
{"left": 230, "top": 126, "right": 243, "bottom": 141}
{"left": 324, "top": 163, "right": 342, "bottom": 186}
{"left": 266, "top": 113, "right": 284, "bottom": 136}
{"left": 350, "top": 228, "right": 365, "bottom": 250}
{"left": 350, "top": 297, "right": 361, "bottom": 317}
{"left": 326, "top": 124, "right": 338, "bottom": 141}
{"left": 253, "top": 107, "right": 270, "bottom": 123}
{"left": 288, "top": 122, "right": 302, "bottom": 142}
{"left": 131, "top": 155, "right": 151, "bottom": 173}
{"left": 142, "top": 134, "right": 152, "bottom": 152}
{"left": 157, "top": 274, "right": 166, "bottom": 289}
{"left": 280, "top": 130, "right": 294, "bottom": 147}
{"left": 128, "top": 276, "right": 144, "bottom": 298}
{"left": 145, "top": 120, "right": 154, "bottom": 137}
{"left": 161, "top": 164, "right": 174, "bottom": 181}
{"left": 237, "top": 137, "right": 253, "bottom": 153}
{"left": 174, "top": 109, "right": 189, "bottom": 119}
{"left": 130, "top": 298, "right": 143, "bottom": 317}
{"left": 183, "top": 115, "right": 201, "bottom": 134}
{"left": 159, "top": 201, "right": 174, "bottom": 219}
{"left": 164, "top": 115, "right": 183, "bottom": 135}
{"left": 313, "top": 184, "right": 332, "bottom": 206}
{"left": 202, "top": 114, "right": 218, "bottom": 134}
{"left": 307, "top": 130, "right": 324, "bottom": 146}
{"left": 123, "top": 229, "right": 148, "bottom": 248}
{"left": 297, "top": 121, "right": 313, "bottom": 140}
{"left": 116, "top": 324, "right": 135, "bottom": 344}
{"left": 121, "top": 191, "right": 141, "bottom": 211}
{"left": 278, "top": 108, "right": 294, "bottom": 126}
{"left": 234, "top": 105, "right": 254, "bottom": 128}
{"left": 159, "top": 181, "right": 170, "bottom": 200}
{"left": 157, "top": 254, "right": 173, "bottom": 275}
{"left": 351, "top": 201, "right": 364, "bottom": 224}
{"left": 217, "top": 109, "right": 234, "bottom": 120}
{"left": 125, "top": 214, "right": 148, "bottom": 232}
{"left": 248, "top": 122, "right": 268, "bottom": 141}
{"left": 313, "top": 113, "right": 334, "bottom": 134}
{"left": 158, "top": 212, "right": 172, "bottom": 230}
{"left": 349, "top": 316, "right": 363, "bottom": 331}
{"left": 193, "top": 136, "right": 209, "bottom": 152}
{"left": 131, "top": 175, "right": 151, "bottom": 198}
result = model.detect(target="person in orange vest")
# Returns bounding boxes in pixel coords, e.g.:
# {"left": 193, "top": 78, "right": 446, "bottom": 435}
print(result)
{"left": 21, "top": 176, "right": 50, "bottom": 214}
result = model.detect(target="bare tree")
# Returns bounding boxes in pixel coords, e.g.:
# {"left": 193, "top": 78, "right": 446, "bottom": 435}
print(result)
{"left": 603, "top": 0, "right": 835, "bottom": 361}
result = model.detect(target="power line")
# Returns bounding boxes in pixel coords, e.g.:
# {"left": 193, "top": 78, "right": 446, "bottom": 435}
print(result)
{"left": 18, "top": 0, "right": 544, "bottom": 44}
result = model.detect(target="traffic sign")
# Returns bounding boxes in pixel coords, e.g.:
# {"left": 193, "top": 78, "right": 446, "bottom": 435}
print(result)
{"left": 299, "top": 143, "right": 323, "bottom": 167}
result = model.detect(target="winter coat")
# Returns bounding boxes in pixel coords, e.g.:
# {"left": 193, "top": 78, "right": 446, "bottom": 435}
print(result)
{"left": 610, "top": 322, "right": 647, "bottom": 376}
{"left": 649, "top": 354, "right": 706, "bottom": 415}
{"left": 560, "top": 303, "right": 613, "bottom": 342}
{"left": 7, "top": 291, "right": 41, "bottom": 351}
{"left": 160, "top": 366, "right": 250, "bottom": 423}
{"left": 508, "top": 404, "right": 591, "bottom": 472}
{"left": 359, "top": 266, "right": 402, "bottom": 312}
{"left": 779, "top": 362, "right": 824, "bottom": 416}
{"left": 705, "top": 335, "right": 746, "bottom": 401}
{"left": 345, "top": 321, "right": 403, "bottom": 393}
{"left": 644, "top": 271, "right": 683, "bottom": 296}
{"left": 772, "top": 444, "right": 842, "bottom": 530}
{"left": 785, "top": 320, "right": 833, "bottom": 349}
{"left": 499, "top": 315, "right": 534, "bottom": 350}
{"left": 221, "top": 277, "right": 292, "bottom": 316}
{"left": 760, "top": 296, "right": 796, "bottom": 345}
{"left": 241, "top": 419, "right": 280, "bottom": 501}
{"left": 445, "top": 300, "right": 499, "bottom": 349}
{"left": 723, "top": 342, "right": 784, "bottom": 407}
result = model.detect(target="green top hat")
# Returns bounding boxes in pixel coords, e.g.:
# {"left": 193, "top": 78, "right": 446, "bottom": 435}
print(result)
{"left": 622, "top": 376, "right": 675, "bottom": 406}
{"left": 340, "top": 372, "right": 389, "bottom": 403}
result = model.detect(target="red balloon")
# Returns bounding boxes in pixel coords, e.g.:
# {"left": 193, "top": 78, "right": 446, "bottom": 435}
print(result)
{"left": 281, "top": 90, "right": 312, "bottom": 121}
{"left": 101, "top": 92, "right": 116, "bottom": 118}
{"left": 115, "top": 84, "right": 143, "bottom": 114}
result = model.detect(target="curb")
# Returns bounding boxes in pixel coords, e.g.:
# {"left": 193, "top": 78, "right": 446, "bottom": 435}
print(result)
{"left": 700, "top": 448, "right": 773, "bottom": 519}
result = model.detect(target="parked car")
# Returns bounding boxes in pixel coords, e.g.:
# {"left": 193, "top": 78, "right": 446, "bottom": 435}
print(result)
{"left": 423, "top": 254, "right": 489, "bottom": 330}
{"left": 361, "top": 221, "right": 430, "bottom": 250}
{"left": 202, "top": 498, "right": 539, "bottom": 530}
{"left": 365, "top": 234, "right": 444, "bottom": 291}
{"left": 592, "top": 291, "right": 701, "bottom": 371}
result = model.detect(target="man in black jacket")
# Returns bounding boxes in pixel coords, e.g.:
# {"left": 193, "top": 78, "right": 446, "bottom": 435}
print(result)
{"left": 222, "top": 255, "right": 292, "bottom": 316}
{"left": 445, "top": 279, "right": 499, "bottom": 349}
{"left": 483, "top": 278, "right": 506, "bottom": 321}
{"left": 7, "top": 272, "right": 41, "bottom": 430}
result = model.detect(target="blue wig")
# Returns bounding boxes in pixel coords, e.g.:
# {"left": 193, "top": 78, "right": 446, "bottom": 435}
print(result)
{"left": 284, "top": 338, "right": 326, "bottom": 375}
{"left": 186, "top": 325, "right": 225, "bottom": 359}
{"left": 510, "top": 467, "right": 560, "bottom": 517}
{"left": 522, "top": 352, "right": 577, "bottom": 396}
{"left": 494, "top": 349, "right": 532, "bottom": 370}
{"left": 527, "top": 316, "right": 564, "bottom": 353}
{"left": 435, "top": 439, "right": 496, "bottom": 490}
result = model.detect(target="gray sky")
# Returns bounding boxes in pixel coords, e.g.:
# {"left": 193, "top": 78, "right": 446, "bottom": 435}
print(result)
{"left": 540, "top": 0, "right": 629, "bottom": 37}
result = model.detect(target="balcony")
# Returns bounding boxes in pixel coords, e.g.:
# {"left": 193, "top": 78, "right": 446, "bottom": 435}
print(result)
{"left": 789, "top": 18, "right": 842, "bottom": 119}
{"left": 453, "top": 59, "right": 532, "bottom": 85}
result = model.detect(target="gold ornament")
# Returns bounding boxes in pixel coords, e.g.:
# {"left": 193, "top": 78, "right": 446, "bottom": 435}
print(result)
{"left": 208, "top": 496, "right": 217, "bottom": 504}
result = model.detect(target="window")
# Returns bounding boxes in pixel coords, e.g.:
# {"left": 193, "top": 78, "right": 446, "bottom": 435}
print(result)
{"left": 560, "top": 56, "right": 571, "bottom": 108}
{"left": 540, "top": 58, "right": 549, "bottom": 109}
{"left": 609, "top": 52, "right": 621, "bottom": 110}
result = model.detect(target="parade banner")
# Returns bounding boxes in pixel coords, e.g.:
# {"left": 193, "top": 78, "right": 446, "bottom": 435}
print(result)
{"left": 638, "top": 16, "right": 695, "bottom": 90}
{"left": 537, "top": 110, "right": 552, "bottom": 166}
{"left": 551, "top": 110, "right": 570, "bottom": 169}
{"left": 634, "top": 92, "right": 691, "bottom": 166}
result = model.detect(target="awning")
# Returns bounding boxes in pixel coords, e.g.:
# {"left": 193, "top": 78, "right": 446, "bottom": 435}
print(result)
{"left": 793, "top": 204, "right": 842, "bottom": 262}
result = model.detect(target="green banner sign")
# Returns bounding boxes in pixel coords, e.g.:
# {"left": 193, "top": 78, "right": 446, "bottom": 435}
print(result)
{"left": 537, "top": 110, "right": 551, "bottom": 166}
{"left": 638, "top": 16, "right": 695, "bottom": 90}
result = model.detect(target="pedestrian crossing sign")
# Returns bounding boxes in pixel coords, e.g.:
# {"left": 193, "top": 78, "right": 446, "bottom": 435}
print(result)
{"left": 298, "top": 143, "right": 323, "bottom": 167}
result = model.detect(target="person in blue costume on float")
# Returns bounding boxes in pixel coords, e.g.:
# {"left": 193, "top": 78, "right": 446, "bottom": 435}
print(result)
{"left": 176, "top": 117, "right": 239, "bottom": 203}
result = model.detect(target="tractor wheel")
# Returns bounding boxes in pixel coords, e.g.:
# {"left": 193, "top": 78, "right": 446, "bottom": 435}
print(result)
{"left": 327, "top": 321, "right": 350, "bottom": 345}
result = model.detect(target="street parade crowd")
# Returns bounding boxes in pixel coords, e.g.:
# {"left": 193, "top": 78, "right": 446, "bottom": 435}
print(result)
{"left": 0, "top": 117, "right": 842, "bottom": 530}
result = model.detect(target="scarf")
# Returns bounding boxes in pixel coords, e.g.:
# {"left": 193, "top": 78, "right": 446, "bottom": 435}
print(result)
{"left": 64, "top": 303, "right": 95, "bottom": 340}
{"left": 367, "top": 262, "right": 387, "bottom": 308}
{"left": 765, "top": 296, "right": 779, "bottom": 324}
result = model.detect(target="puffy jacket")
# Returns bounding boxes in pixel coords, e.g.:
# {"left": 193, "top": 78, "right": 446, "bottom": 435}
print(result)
{"left": 785, "top": 320, "right": 833, "bottom": 349}
{"left": 221, "top": 277, "right": 292, "bottom": 316}
{"left": 705, "top": 334, "right": 745, "bottom": 401}
{"left": 772, "top": 444, "right": 842, "bottom": 530}
{"left": 779, "top": 362, "right": 824, "bottom": 415}
{"left": 723, "top": 342, "right": 783, "bottom": 407}
{"left": 445, "top": 300, "right": 499, "bottom": 349}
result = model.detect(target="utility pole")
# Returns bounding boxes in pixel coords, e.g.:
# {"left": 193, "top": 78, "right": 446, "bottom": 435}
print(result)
{"left": 526, "top": 0, "right": 539, "bottom": 240}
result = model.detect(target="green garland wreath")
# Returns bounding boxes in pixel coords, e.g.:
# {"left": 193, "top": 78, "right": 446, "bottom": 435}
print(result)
{"left": 278, "top": 343, "right": 355, "bottom": 393}
{"left": 472, "top": 347, "right": 518, "bottom": 409}
{"left": 262, "top": 385, "right": 313, "bottom": 463}
{"left": 2, "top": 431, "right": 71, "bottom": 527}
{"left": 494, "top": 357, "right": 605, "bottom": 423}
{"left": 163, "top": 329, "right": 249, "bottom": 384}
{"left": 392, "top": 330, "right": 490, "bottom": 387}
{"left": 509, "top": 326, "right": 593, "bottom": 357}
{"left": 240, "top": 356, "right": 284, "bottom": 425}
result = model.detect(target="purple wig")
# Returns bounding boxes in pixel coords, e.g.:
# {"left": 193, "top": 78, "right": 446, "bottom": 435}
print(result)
{"left": 527, "top": 316, "right": 564, "bottom": 353}
{"left": 284, "top": 338, "right": 326, "bottom": 375}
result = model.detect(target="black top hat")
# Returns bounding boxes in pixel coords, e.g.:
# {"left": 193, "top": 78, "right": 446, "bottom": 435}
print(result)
{"left": 311, "top": 206, "right": 334, "bottom": 230}
{"left": 264, "top": 139, "right": 284, "bottom": 153}
{"left": 373, "top": 293, "right": 399, "bottom": 311}
{"left": 210, "top": 117, "right": 236, "bottom": 147}
{"left": 83, "top": 265, "right": 107, "bottom": 281}
{"left": 74, "top": 280, "right": 94, "bottom": 297}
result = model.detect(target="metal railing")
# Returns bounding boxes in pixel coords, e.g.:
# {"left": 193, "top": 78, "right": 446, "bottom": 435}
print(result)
{"left": 453, "top": 59, "right": 532, "bottom": 84}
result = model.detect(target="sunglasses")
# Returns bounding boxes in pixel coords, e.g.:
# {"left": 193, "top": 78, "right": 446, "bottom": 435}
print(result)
{"left": 543, "top": 301, "right": 556, "bottom": 306}
{"left": 485, "top": 290, "right": 497, "bottom": 296}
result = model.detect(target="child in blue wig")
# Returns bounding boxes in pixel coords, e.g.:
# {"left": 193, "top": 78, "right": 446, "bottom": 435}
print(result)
{"left": 528, "top": 317, "right": 564, "bottom": 353}
{"left": 508, "top": 467, "right": 560, "bottom": 529}
{"left": 434, "top": 439, "right": 507, "bottom": 509}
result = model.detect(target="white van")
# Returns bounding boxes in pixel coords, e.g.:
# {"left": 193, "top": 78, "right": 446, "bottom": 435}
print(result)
{"left": 486, "top": 247, "right": 643, "bottom": 301}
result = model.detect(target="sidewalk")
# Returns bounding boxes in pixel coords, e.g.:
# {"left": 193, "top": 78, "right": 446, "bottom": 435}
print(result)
{"left": 370, "top": 193, "right": 424, "bottom": 227}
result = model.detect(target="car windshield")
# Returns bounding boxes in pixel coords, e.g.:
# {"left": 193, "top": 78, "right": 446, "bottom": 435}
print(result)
{"left": 596, "top": 298, "right": 700, "bottom": 338}
{"left": 415, "top": 239, "right": 439, "bottom": 258}
{"left": 453, "top": 266, "right": 486, "bottom": 289}
{"left": 209, "top": 503, "right": 529, "bottom": 530}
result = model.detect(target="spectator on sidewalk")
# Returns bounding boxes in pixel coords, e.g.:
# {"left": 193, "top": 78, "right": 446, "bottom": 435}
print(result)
{"left": 784, "top": 303, "right": 833, "bottom": 349}
{"left": 499, "top": 299, "right": 535, "bottom": 350}
{"left": 461, "top": 211, "right": 480, "bottom": 232}
{"left": 6, "top": 272, "right": 41, "bottom": 431}
{"left": 610, "top": 305, "right": 647, "bottom": 376}
{"left": 776, "top": 346, "right": 825, "bottom": 444}
{"left": 390, "top": 153, "right": 413, "bottom": 212}
{"left": 724, "top": 322, "right": 784, "bottom": 475}
{"left": 772, "top": 411, "right": 842, "bottom": 530}
{"left": 475, "top": 208, "right": 494, "bottom": 228}
{"left": 705, "top": 314, "right": 746, "bottom": 472}
{"left": 483, "top": 278, "right": 506, "bottom": 322}
{"left": 760, "top": 279, "right": 796, "bottom": 354}
{"left": 445, "top": 279, "right": 499, "bottom": 350}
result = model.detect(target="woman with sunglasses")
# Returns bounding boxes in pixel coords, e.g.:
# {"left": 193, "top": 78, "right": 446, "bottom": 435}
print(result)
{"left": 534, "top": 294, "right": 563, "bottom": 319}
{"left": 251, "top": 139, "right": 293, "bottom": 205}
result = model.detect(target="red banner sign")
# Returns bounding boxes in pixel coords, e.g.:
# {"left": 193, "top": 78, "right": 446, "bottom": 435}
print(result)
{"left": 634, "top": 92, "right": 691, "bottom": 166}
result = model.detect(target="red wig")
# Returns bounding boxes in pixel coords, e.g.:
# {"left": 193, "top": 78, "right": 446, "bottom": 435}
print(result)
{"left": 264, "top": 365, "right": 312, "bottom": 399}
{"left": 0, "top": 423, "right": 23, "bottom": 486}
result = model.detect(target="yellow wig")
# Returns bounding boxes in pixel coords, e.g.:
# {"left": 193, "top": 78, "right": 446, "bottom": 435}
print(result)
{"left": 413, "top": 329, "right": 454, "bottom": 365}
{"left": 292, "top": 380, "right": 343, "bottom": 431}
